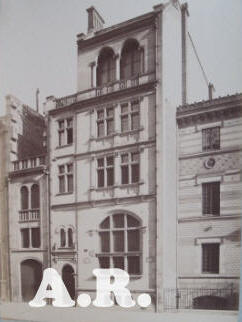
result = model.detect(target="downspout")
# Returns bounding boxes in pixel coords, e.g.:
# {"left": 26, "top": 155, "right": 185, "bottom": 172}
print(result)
{"left": 46, "top": 114, "right": 51, "bottom": 269}
{"left": 74, "top": 111, "right": 78, "bottom": 303}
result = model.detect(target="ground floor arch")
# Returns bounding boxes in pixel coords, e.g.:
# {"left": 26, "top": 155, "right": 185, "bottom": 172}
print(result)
{"left": 21, "top": 259, "right": 42, "bottom": 302}
{"left": 62, "top": 264, "right": 75, "bottom": 300}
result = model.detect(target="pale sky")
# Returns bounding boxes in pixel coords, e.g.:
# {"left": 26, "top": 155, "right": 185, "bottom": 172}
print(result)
{"left": 0, "top": 0, "right": 241, "bottom": 115}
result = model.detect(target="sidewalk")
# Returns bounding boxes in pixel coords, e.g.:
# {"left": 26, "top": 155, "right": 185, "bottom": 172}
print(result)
{"left": 0, "top": 302, "right": 239, "bottom": 322}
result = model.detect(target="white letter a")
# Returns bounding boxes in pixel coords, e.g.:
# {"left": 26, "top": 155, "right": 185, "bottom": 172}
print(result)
{"left": 29, "top": 268, "right": 75, "bottom": 307}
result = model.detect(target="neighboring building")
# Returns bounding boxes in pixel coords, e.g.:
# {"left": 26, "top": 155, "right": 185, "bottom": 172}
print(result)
{"left": 177, "top": 93, "right": 242, "bottom": 310}
{"left": 0, "top": 115, "right": 11, "bottom": 301}
{"left": 6, "top": 95, "right": 49, "bottom": 302}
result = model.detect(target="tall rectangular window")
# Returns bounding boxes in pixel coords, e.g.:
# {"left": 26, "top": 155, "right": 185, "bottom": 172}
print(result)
{"left": 202, "top": 127, "right": 220, "bottom": 151}
{"left": 202, "top": 243, "right": 219, "bottom": 274}
{"left": 97, "top": 106, "right": 114, "bottom": 137}
{"left": 202, "top": 182, "right": 220, "bottom": 216}
{"left": 121, "top": 100, "right": 140, "bottom": 133}
{"left": 121, "top": 152, "right": 139, "bottom": 184}
{"left": 32, "top": 228, "right": 41, "bottom": 248}
{"left": 97, "top": 156, "right": 114, "bottom": 188}
{"left": 58, "top": 118, "right": 73, "bottom": 146}
{"left": 58, "top": 163, "right": 74, "bottom": 194}
{"left": 21, "top": 228, "right": 30, "bottom": 248}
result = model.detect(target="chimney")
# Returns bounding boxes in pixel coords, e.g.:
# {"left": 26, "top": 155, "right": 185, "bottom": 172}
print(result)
{"left": 86, "top": 6, "right": 105, "bottom": 34}
{"left": 208, "top": 83, "right": 215, "bottom": 100}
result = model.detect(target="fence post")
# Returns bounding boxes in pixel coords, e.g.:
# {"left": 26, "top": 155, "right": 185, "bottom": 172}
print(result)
{"left": 176, "top": 288, "right": 180, "bottom": 309}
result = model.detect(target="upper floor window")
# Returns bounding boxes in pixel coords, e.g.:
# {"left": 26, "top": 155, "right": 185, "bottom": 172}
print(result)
{"left": 60, "top": 227, "right": 74, "bottom": 248}
{"left": 121, "top": 152, "right": 139, "bottom": 185}
{"left": 202, "top": 127, "right": 220, "bottom": 151}
{"left": 21, "top": 227, "right": 40, "bottom": 248}
{"left": 97, "top": 156, "right": 114, "bottom": 188}
{"left": 21, "top": 186, "right": 29, "bottom": 210}
{"left": 202, "top": 243, "right": 219, "bottom": 274}
{"left": 58, "top": 118, "right": 73, "bottom": 147}
{"left": 121, "top": 100, "right": 140, "bottom": 132}
{"left": 31, "top": 184, "right": 40, "bottom": 209}
{"left": 120, "top": 39, "right": 143, "bottom": 80}
{"left": 97, "top": 106, "right": 114, "bottom": 137}
{"left": 202, "top": 182, "right": 220, "bottom": 216}
{"left": 98, "top": 213, "right": 142, "bottom": 275}
{"left": 97, "top": 47, "right": 116, "bottom": 86}
{"left": 58, "top": 163, "right": 74, "bottom": 194}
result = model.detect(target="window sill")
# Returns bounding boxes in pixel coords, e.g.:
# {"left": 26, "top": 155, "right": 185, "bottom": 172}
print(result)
{"left": 119, "top": 181, "right": 144, "bottom": 188}
{"left": 56, "top": 143, "right": 73, "bottom": 150}
{"left": 56, "top": 191, "right": 73, "bottom": 196}
{"left": 91, "top": 181, "right": 144, "bottom": 191}
{"left": 91, "top": 128, "right": 144, "bottom": 141}
{"left": 119, "top": 127, "right": 144, "bottom": 137}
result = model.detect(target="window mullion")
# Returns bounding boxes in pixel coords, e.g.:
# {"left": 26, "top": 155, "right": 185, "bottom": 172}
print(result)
{"left": 110, "top": 216, "right": 113, "bottom": 253}
{"left": 29, "top": 228, "right": 32, "bottom": 248}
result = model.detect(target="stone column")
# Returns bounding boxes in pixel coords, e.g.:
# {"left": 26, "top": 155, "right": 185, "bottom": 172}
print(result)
{"left": 89, "top": 62, "right": 97, "bottom": 88}
{"left": 115, "top": 54, "right": 120, "bottom": 81}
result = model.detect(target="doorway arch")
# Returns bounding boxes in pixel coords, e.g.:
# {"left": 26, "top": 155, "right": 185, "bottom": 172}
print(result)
{"left": 62, "top": 264, "right": 75, "bottom": 300}
{"left": 21, "top": 259, "right": 42, "bottom": 302}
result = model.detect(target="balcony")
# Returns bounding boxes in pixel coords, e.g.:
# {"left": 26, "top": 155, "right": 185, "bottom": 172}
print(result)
{"left": 12, "top": 155, "right": 46, "bottom": 172}
{"left": 19, "top": 209, "right": 40, "bottom": 222}
{"left": 55, "top": 72, "right": 155, "bottom": 109}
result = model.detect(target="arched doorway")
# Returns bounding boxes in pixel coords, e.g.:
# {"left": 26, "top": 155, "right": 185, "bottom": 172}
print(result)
{"left": 62, "top": 265, "right": 75, "bottom": 300}
{"left": 21, "top": 259, "right": 42, "bottom": 302}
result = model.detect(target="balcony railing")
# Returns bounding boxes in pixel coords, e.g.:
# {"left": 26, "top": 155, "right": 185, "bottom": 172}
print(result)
{"left": 13, "top": 155, "right": 46, "bottom": 172}
{"left": 55, "top": 72, "right": 155, "bottom": 109}
{"left": 19, "top": 209, "right": 40, "bottom": 222}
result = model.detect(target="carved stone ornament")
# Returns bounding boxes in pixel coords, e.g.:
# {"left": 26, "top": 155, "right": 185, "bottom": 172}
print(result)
{"left": 204, "top": 157, "right": 216, "bottom": 169}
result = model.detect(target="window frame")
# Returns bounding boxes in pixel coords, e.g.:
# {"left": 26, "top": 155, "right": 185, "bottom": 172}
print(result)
{"left": 202, "top": 182, "right": 220, "bottom": 216}
{"left": 20, "top": 227, "right": 41, "bottom": 249}
{"left": 120, "top": 100, "right": 140, "bottom": 133}
{"left": 202, "top": 126, "right": 220, "bottom": 152}
{"left": 97, "top": 213, "right": 142, "bottom": 276}
{"left": 121, "top": 152, "right": 140, "bottom": 185}
{"left": 97, "top": 156, "right": 114, "bottom": 188}
{"left": 202, "top": 243, "right": 220, "bottom": 274}
{"left": 58, "top": 163, "right": 74, "bottom": 194}
{"left": 96, "top": 106, "right": 114, "bottom": 138}
{"left": 58, "top": 118, "right": 74, "bottom": 147}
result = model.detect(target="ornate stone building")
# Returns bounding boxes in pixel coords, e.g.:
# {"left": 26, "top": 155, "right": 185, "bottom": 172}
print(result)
{"left": 3, "top": 1, "right": 241, "bottom": 313}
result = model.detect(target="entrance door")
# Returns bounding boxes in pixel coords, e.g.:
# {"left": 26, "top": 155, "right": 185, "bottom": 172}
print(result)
{"left": 21, "top": 259, "right": 42, "bottom": 302}
{"left": 62, "top": 265, "right": 75, "bottom": 300}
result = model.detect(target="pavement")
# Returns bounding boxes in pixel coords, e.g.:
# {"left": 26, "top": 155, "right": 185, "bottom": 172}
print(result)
{"left": 0, "top": 302, "right": 239, "bottom": 322}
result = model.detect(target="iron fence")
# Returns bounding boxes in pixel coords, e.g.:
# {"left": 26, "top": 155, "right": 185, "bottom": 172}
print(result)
{"left": 163, "top": 287, "right": 239, "bottom": 311}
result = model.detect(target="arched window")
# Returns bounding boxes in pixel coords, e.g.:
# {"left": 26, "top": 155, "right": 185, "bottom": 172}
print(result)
{"left": 96, "top": 47, "right": 116, "bottom": 86}
{"left": 21, "top": 186, "right": 29, "bottom": 210}
{"left": 120, "top": 39, "right": 143, "bottom": 80}
{"left": 31, "top": 184, "right": 40, "bottom": 209}
{"left": 98, "top": 213, "right": 142, "bottom": 275}
{"left": 68, "top": 228, "right": 74, "bottom": 248}
{"left": 60, "top": 228, "right": 66, "bottom": 248}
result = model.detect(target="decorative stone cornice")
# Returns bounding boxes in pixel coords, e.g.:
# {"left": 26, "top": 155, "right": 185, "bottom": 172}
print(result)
{"left": 77, "top": 11, "right": 156, "bottom": 51}
{"left": 177, "top": 93, "right": 242, "bottom": 127}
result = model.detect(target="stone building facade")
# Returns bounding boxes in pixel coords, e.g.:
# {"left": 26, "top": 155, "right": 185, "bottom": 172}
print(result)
{"left": 3, "top": 0, "right": 241, "bottom": 313}
{"left": 43, "top": 2, "right": 192, "bottom": 311}
{"left": 177, "top": 93, "right": 242, "bottom": 309}
{"left": 6, "top": 95, "right": 48, "bottom": 302}
{"left": 0, "top": 115, "right": 11, "bottom": 301}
